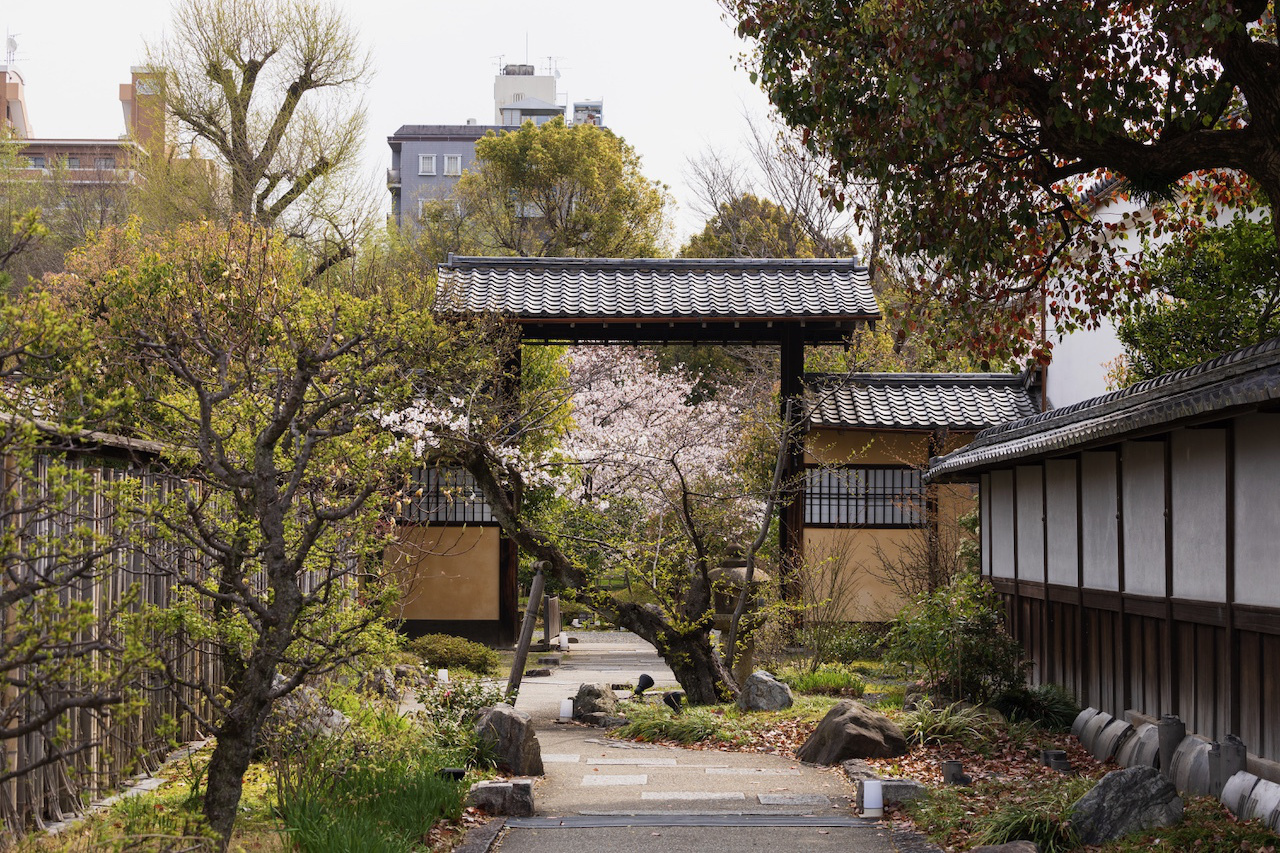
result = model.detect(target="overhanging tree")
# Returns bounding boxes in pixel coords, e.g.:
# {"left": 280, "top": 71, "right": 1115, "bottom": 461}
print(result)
{"left": 729, "top": 0, "right": 1278, "bottom": 360}
{"left": 57, "top": 221, "right": 493, "bottom": 844}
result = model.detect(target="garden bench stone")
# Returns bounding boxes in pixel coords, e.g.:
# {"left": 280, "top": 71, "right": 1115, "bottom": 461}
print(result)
{"left": 467, "top": 778, "right": 535, "bottom": 816}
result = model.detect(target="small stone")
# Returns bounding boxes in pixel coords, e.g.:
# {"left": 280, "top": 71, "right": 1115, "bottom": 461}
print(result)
{"left": 856, "top": 778, "right": 926, "bottom": 810}
{"left": 841, "top": 759, "right": 880, "bottom": 781}
{"left": 466, "top": 779, "right": 535, "bottom": 816}
{"left": 524, "top": 668, "right": 552, "bottom": 677}
{"left": 568, "top": 637, "right": 580, "bottom": 643}
{"left": 736, "top": 671, "right": 794, "bottom": 712}
{"left": 573, "top": 683, "right": 618, "bottom": 719}
{"left": 971, "top": 843, "right": 1040, "bottom": 853}
{"left": 580, "top": 712, "right": 628, "bottom": 728}
{"left": 1070, "top": 765, "right": 1183, "bottom": 845}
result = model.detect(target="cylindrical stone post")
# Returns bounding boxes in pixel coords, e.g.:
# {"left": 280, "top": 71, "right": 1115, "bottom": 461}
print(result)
{"left": 1158, "top": 714, "right": 1185, "bottom": 780}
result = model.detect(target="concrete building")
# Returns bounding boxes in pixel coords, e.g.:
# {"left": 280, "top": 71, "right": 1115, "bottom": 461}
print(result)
{"left": 389, "top": 60, "right": 605, "bottom": 230}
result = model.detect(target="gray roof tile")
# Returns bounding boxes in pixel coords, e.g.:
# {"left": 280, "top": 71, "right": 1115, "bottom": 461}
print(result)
{"left": 928, "top": 335, "right": 1280, "bottom": 479}
{"left": 808, "top": 373, "right": 1038, "bottom": 431}
{"left": 437, "top": 257, "right": 880, "bottom": 320}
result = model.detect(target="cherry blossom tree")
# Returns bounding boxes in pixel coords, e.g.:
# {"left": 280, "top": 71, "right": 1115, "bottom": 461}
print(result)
{"left": 387, "top": 346, "right": 781, "bottom": 703}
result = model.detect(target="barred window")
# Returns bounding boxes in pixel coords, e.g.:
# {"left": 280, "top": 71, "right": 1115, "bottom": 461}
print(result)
{"left": 804, "top": 466, "right": 923, "bottom": 527}
{"left": 402, "top": 466, "right": 494, "bottom": 524}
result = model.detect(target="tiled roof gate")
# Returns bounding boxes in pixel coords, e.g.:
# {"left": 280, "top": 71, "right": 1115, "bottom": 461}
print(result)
{"left": 807, "top": 372, "right": 1039, "bottom": 432}
{"left": 437, "top": 256, "right": 879, "bottom": 344}
{"left": 437, "top": 254, "right": 879, "bottom": 610}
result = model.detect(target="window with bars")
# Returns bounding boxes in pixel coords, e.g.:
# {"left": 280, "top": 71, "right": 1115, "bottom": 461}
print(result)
{"left": 418, "top": 154, "right": 436, "bottom": 175}
{"left": 804, "top": 466, "right": 924, "bottom": 527}
{"left": 402, "top": 466, "right": 494, "bottom": 524}
{"left": 443, "top": 155, "right": 463, "bottom": 176}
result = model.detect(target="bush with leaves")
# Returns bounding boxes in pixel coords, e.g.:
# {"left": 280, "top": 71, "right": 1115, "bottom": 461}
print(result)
{"left": 408, "top": 633, "right": 500, "bottom": 675}
{"left": 992, "top": 683, "right": 1081, "bottom": 732}
{"left": 778, "top": 664, "right": 865, "bottom": 697}
{"left": 888, "top": 572, "right": 1028, "bottom": 704}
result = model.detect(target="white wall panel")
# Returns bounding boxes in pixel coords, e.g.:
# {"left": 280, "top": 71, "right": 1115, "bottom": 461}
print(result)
{"left": 980, "top": 473, "right": 992, "bottom": 576}
{"left": 1171, "top": 428, "right": 1226, "bottom": 602}
{"left": 989, "top": 469, "right": 1015, "bottom": 579}
{"left": 1234, "top": 414, "right": 1280, "bottom": 607}
{"left": 1016, "top": 466, "right": 1045, "bottom": 583}
{"left": 1122, "top": 441, "right": 1166, "bottom": 597}
{"left": 1081, "top": 452, "right": 1119, "bottom": 590}
{"left": 1045, "top": 459, "right": 1079, "bottom": 586}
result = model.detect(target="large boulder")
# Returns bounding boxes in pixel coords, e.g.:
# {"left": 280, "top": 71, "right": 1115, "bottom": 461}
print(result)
{"left": 1070, "top": 765, "right": 1183, "bottom": 845}
{"left": 573, "top": 683, "right": 618, "bottom": 719}
{"left": 474, "top": 703, "right": 544, "bottom": 776}
{"left": 737, "top": 671, "right": 794, "bottom": 712}
{"left": 796, "top": 700, "right": 907, "bottom": 764}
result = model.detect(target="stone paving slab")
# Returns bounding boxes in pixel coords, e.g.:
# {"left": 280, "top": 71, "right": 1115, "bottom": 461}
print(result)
{"left": 494, "top": 824, "right": 903, "bottom": 853}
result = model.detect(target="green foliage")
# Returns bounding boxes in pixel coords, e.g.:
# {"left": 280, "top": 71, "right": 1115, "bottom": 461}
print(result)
{"left": 274, "top": 712, "right": 466, "bottom": 853}
{"left": 731, "top": 0, "right": 1275, "bottom": 362}
{"left": 908, "top": 775, "right": 1093, "bottom": 853}
{"left": 456, "top": 116, "right": 672, "bottom": 258}
{"left": 678, "top": 193, "right": 853, "bottom": 259}
{"left": 1118, "top": 217, "right": 1280, "bottom": 380}
{"left": 778, "top": 664, "right": 865, "bottom": 697}
{"left": 898, "top": 698, "right": 1001, "bottom": 748}
{"left": 1102, "top": 794, "right": 1280, "bottom": 852}
{"left": 407, "top": 634, "right": 500, "bottom": 676}
{"left": 414, "top": 678, "right": 512, "bottom": 766}
{"left": 888, "top": 572, "right": 1028, "bottom": 704}
{"left": 992, "top": 684, "right": 1081, "bottom": 732}
{"left": 612, "top": 706, "right": 746, "bottom": 746}
{"left": 801, "top": 622, "right": 887, "bottom": 666}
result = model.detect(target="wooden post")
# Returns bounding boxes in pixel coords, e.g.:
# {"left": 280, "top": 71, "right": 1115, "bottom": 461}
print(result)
{"left": 778, "top": 326, "right": 805, "bottom": 606}
{"left": 506, "top": 566, "right": 546, "bottom": 698}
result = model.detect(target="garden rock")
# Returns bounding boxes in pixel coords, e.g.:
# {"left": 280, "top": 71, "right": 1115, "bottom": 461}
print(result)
{"left": 796, "top": 700, "right": 907, "bottom": 764}
{"left": 855, "top": 778, "right": 926, "bottom": 810}
{"left": 573, "top": 683, "right": 618, "bottom": 719}
{"left": 971, "top": 843, "right": 1040, "bottom": 853}
{"left": 360, "top": 667, "right": 400, "bottom": 701}
{"left": 393, "top": 664, "right": 432, "bottom": 693}
{"left": 1070, "top": 765, "right": 1183, "bottom": 845}
{"left": 580, "top": 712, "right": 628, "bottom": 728}
{"left": 263, "top": 674, "right": 349, "bottom": 750}
{"left": 474, "top": 703, "right": 544, "bottom": 776}
{"left": 467, "top": 779, "right": 534, "bottom": 816}
{"left": 841, "top": 759, "right": 880, "bottom": 781}
{"left": 736, "top": 670, "right": 793, "bottom": 712}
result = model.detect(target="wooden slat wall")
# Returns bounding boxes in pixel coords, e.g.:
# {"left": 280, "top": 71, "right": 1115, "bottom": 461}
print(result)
{"left": 1, "top": 449, "right": 217, "bottom": 832}
{"left": 992, "top": 577, "right": 1280, "bottom": 763}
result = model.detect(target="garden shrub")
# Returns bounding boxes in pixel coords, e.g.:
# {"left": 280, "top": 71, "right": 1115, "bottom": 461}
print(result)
{"left": 779, "top": 664, "right": 866, "bottom": 697}
{"left": 887, "top": 571, "right": 1028, "bottom": 704}
{"left": 273, "top": 711, "right": 466, "bottom": 853}
{"left": 408, "top": 633, "right": 500, "bottom": 675}
{"left": 899, "top": 698, "right": 1002, "bottom": 748}
{"left": 992, "top": 683, "right": 1081, "bottom": 731}
{"left": 613, "top": 706, "right": 746, "bottom": 746}
{"left": 801, "top": 621, "right": 887, "bottom": 666}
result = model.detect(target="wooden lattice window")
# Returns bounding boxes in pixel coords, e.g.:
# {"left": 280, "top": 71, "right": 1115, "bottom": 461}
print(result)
{"left": 803, "top": 465, "right": 924, "bottom": 528}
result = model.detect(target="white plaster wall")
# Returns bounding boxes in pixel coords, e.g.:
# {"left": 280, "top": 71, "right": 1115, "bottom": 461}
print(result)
{"left": 1045, "top": 459, "right": 1079, "bottom": 586}
{"left": 980, "top": 473, "right": 992, "bottom": 576}
{"left": 1081, "top": 451, "right": 1119, "bottom": 590}
{"left": 1171, "top": 428, "right": 1227, "bottom": 602}
{"left": 1049, "top": 318, "right": 1125, "bottom": 407}
{"left": 989, "top": 470, "right": 1015, "bottom": 579}
{"left": 1122, "top": 441, "right": 1167, "bottom": 597}
{"left": 1016, "top": 466, "right": 1046, "bottom": 583}
{"left": 1234, "top": 414, "right": 1280, "bottom": 607}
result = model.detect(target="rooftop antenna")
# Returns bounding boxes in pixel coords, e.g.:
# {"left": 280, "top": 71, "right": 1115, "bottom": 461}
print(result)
{"left": 524, "top": 32, "right": 529, "bottom": 66}
{"left": 491, "top": 54, "right": 505, "bottom": 72}
{"left": 5, "top": 33, "right": 17, "bottom": 66}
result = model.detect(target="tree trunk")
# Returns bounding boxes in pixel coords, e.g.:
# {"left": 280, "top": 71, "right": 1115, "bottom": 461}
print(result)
{"left": 202, "top": 667, "right": 274, "bottom": 845}
{"left": 651, "top": 629, "right": 732, "bottom": 705}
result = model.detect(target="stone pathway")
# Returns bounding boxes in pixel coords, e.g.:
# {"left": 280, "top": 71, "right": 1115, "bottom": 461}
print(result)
{"left": 485, "top": 631, "right": 924, "bottom": 853}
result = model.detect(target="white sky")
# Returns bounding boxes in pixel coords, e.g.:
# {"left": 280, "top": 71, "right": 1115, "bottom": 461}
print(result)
{"left": 5, "top": 0, "right": 774, "bottom": 244}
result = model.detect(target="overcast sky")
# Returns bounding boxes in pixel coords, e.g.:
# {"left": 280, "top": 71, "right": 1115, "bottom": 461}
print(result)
{"left": 5, "top": 0, "right": 775, "bottom": 244}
